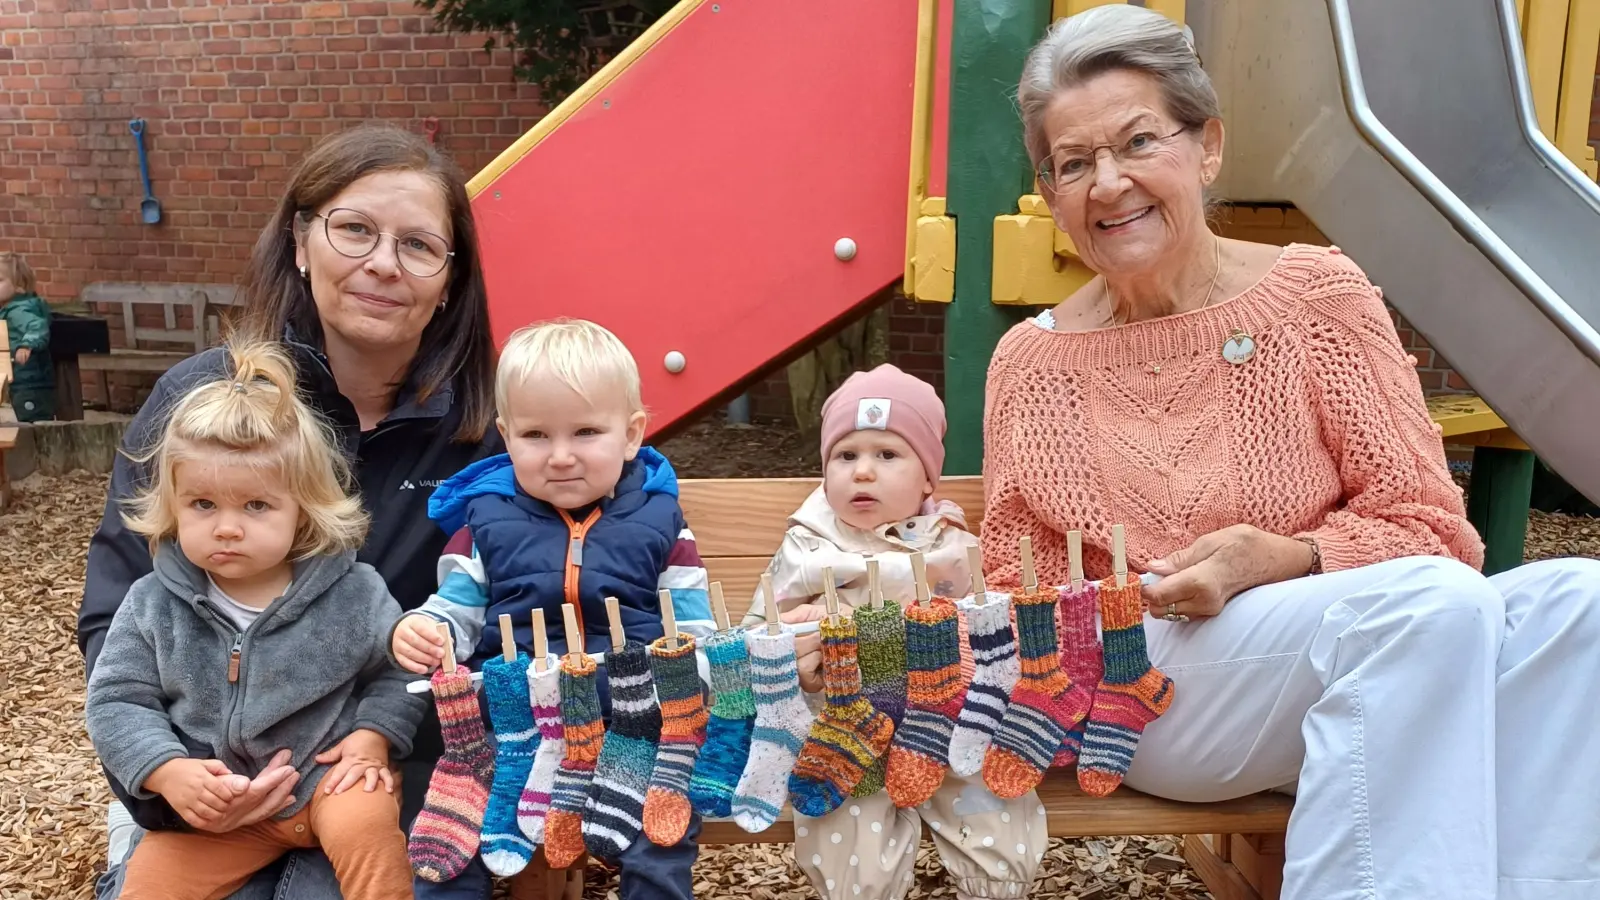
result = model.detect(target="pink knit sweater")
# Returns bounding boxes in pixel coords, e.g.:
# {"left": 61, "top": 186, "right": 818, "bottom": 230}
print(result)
{"left": 980, "top": 243, "right": 1484, "bottom": 590}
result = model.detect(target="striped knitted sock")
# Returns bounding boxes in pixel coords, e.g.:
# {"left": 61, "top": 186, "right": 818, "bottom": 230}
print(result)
{"left": 983, "top": 587, "right": 1092, "bottom": 799}
{"left": 1078, "top": 577, "right": 1175, "bottom": 797}
{"left": 1054, "top": 583, "right": 1103, "bottom": 767}
{"left": 850, "top": 601, "right": 907, "bottom": 798}
{"left": 409, "top": 665, "right": 496, "bottom": 883}
{"left": 948, "top": 592, "right": 1020, "bottom": 777}
{"left": 583, "top": 642, "right": 660, "bottom": 859}
{"left": 732, "top": 630, "right": 812, "bottom": 833}
{"left": 788, "top": 616, "right": 895, "bottom": 817}
{"left": 517, "top": 657, "right": 564, "bottom": 845}
{"left": 884, "top": 597, "right": 965, "bottom": 809}
{"left": 479, "top": 653, "right": 538, "bottom": 876}
{"left": 544, "top": 654, "right": 603, "bottom": 869}
{"left": 689, "top": 629, "right": 756, "bottom": 818}
{"left": 644, "top": 635, "right": 707, "bottom": 846}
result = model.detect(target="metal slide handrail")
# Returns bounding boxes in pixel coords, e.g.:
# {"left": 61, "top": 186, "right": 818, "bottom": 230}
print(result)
{"left": 1323, "top": 0, "right": 1600, "bottom": 368}
{"left": 1495, "top": 0, "right": 1600, "bottom": 216}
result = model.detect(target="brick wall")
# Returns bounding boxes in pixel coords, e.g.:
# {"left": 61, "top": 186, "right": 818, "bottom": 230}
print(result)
{"left": 0, "top": 0, "right": 544, "bottom": 304}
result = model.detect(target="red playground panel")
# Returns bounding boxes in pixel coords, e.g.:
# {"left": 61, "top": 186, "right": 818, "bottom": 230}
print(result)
{"left": 471, "top": 0, "right": 920, "bottom": 435}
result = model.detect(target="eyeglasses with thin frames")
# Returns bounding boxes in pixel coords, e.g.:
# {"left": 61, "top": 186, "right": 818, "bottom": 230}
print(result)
{"left": 313, "top": 208, "right": 455, "bottom": 279}
{"left": 1036, "top": 125, "right": 1195, "bottom": 193}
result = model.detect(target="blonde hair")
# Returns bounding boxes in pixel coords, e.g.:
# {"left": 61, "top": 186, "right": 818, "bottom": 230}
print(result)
{"left": 122, "top": 341, "right": 369, "bottom": 559}
{"left": 496, "top": 318, "right": 643, "bottom": 416}
{"left": 0, "top": 252, "right": 37, "bottom": 295}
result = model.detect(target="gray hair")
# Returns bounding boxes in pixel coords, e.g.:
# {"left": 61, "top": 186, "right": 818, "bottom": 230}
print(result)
{"left": 1018, "top": 5, "right": 1221, "bottom": 166}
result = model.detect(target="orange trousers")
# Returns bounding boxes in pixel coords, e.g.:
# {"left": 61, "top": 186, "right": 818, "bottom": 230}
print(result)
{"left": 121, "top": 769, "right": 412, "bottom": 900}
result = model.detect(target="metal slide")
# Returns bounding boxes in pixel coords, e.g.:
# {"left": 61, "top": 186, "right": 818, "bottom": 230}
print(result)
{"left": 1197, "top": 0, "right": 1600, "bottom": 503}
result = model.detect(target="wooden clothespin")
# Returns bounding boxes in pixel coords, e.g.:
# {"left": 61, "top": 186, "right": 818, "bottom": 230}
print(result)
{"left": 658, "top": 589, "right": 679, "bottom": 651}
{"left": 910, "top": 551, "right": 931, "bottom": 608}
{"left": 531, "top": 608, "right": 548, "bottom": 672}
{"left": 498, "top": 613, "right": 516, "bottom": 663}
{"left": 437, "top": 621, "right": 455, "bottom": 674}
{"left": 1020, "top": 535, "right": 1038, "bottom": 593}
{"left": 966, "top": 544, "right": 987, "bottom": 605}
{"left": 866, "top": 557, "right": 883, "bottom": 609}
{"left": 761, "top": 573, "right": 781, "bottom": 636}
{"left": 1111, "top": 524, "right": 1128, "bottom": 588}
{"left": 710, "top": 581, "right": 731, "bottom": 632}
{"left": 561, "top": 603, "right": 582, "bottom": 667}
{"left": 1068, "top": 530, "right": 1085, "bottom": 592}
{"left": 606, "top": 596, "right": 626, "bottom": 652}
{"left": 821, "top": 566, "right": 840, "bottom": 626}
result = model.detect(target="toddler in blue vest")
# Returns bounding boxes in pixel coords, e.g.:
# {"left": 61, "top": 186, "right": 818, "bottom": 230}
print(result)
{"left": 392, "top": 318, "right": 713, "bottom": 900}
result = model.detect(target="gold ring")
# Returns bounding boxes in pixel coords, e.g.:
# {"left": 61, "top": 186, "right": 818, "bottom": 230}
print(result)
{"left": 1167, "top": 603, "right": 1177, "bottom": 617}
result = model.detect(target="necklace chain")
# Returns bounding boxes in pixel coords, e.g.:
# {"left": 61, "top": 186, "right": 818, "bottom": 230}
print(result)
{"left": 1109, "top": 236, "right": 1222, "bottom": 327}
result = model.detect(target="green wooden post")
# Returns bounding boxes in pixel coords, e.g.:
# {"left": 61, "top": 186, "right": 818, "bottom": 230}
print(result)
{"left": 1466, "top": 446, "right": 1535, "bottom": 575}
{"left": 942, "top": 0, "right": 1052, "bottom": 475}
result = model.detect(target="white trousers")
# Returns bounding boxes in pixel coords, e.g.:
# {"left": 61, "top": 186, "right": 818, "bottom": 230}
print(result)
{"left": 1123, "top": 555, "right": 1600, "bottom": 900}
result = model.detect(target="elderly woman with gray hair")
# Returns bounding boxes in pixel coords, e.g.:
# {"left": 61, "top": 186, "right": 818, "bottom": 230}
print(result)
{"left": 979, "top": 6, "right": 1600, "bottom": 898}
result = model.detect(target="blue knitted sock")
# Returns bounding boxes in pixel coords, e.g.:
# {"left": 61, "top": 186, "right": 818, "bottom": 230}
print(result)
{"left": 689, "top": 629, "right": 756, "bottom": 818}
{"left": 479, "top": 653, "right": 537, "bottom": 876}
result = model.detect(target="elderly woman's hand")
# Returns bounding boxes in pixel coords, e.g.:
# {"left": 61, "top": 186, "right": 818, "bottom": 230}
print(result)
{"left": 1142, "top": 524, "right": 1316, "bottom": 619}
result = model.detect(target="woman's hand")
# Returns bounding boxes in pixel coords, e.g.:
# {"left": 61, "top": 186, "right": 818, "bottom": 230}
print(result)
{"left": 146, "top": 749, "right": 301, "bottom": 832}
{"left": 781, "top": 604, "right": 829, "bottom": 693}
{"left": 1143, "top": 524, "right": 1315, "bottom": 620}
{"left": 316, "top": 729, "right": 395, "bottom": 795}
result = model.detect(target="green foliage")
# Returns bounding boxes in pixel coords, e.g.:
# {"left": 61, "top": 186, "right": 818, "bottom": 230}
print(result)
{"left": 418, "top": 0, "right": 676, "bottom": 99}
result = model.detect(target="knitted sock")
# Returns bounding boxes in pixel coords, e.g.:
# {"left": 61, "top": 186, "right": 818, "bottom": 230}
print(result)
{"left": 517, "top": 657, "right": 564, "bottom": 846}
{"left": 544, "top": 654, "right": 603, "bottom": 869}
{"left": 643, "top": 635, "right": 708, "bottom": 846}
{"left": 409, "top": 665, "right": 496, "bottom": 883}
{"left": 850, "top": 601, "right": 907, "bottom": 798}
{"left": 884, "top": 597, "right": 965, "bottom": 809}
{"left": 948, "top": 592, "right": 1020, "bottom": 777}
{"left": 1078, "top": 577, "right": 1175, "bottom": 797}
{"left": 1054, "top": 583, "right": 1104, "bottom": 767}
{"left": 732, "top": 630, "right": 812, "bottom": 833}
{"left": 788, "top": 616, "right": 895, "bottom": 817}
{"left": 983, "top": 587, "right": 1092, "bottom": 799}
{"left": 583, "top": 642, "right": 661, "bottom": 859}
{"left": 689, "top": 629, "right": 756, "bottom": 818}
{"left": 479, "top": 654, "right": 538, "bottom": 876}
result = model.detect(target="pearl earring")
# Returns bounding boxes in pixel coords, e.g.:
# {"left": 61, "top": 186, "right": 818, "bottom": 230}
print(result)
{"left": 299, "top": 265, "right": 308, "bottom": 279}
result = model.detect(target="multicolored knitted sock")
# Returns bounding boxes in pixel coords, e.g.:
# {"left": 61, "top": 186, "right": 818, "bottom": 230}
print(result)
{"left": 983, "top": 587, "right": 1092, "bottom": 799}
{"left": 1078, "top": 577, "right": 1175, "bottom": 797}
{"left": 544, "top": 654, "right": 603, "bottom": 869}
{"left": 788, "top": 616, "right": 895, "bottom": 817}
{"left": 1054, "top": 583, "right": 1103, "bottom": 767}
{"left": 644, "top": 635, "right": 707, "bottom": 846}
{"left": 583, "top": 642, "right": 661, "bottom": 859}
{"left": 850, "top": 601, "right": 907, "bottom": 798}
{"left": 409, "top": 665, "right": 496, "bottom": 883}
{"left": 517, "top": 657, "right": 564, "bottom": 845}
{"left": 732, "top": 630, "right": 812, "bottom": 833}
{"left": 479, "top": 653, "right": 537, "bottom": 876}
{"left": 948, "top": 592, "right": 1020, "bottom": 777}
{"left": 689, "top": 629, "right": 756, "bottom": 818}
{"left": 884, "top": 597, "right": 966, "bottom": 809}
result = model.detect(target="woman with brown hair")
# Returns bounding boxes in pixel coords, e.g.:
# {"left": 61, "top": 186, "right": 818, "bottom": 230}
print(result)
{"left": 80, "top": 122, "right": 502, "bottom": 900}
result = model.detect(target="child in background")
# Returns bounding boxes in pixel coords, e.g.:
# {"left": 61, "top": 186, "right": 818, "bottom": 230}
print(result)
{"left": 85, "top": 341, "right": 425, "bottom": 900}
{"left": 745, "top": 364, "right": 1048, "bottom": 900}
{"left": 0, "top": 252, "right": 55, "bottom": 421}
{"left": 391, "top": 318, "right": 712, "bottom": 900}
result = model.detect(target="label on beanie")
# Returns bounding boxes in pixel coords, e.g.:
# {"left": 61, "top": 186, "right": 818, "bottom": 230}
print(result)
{"left": 856, "top": 398, "right": 891, "bottom": 430}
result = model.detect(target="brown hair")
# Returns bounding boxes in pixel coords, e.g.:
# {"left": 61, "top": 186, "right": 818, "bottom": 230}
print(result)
{"left": 0, "top": 252, "right": 37, "bottom": 295}
{"left": 235, "top": 123, "right": 495, "bottom": 442}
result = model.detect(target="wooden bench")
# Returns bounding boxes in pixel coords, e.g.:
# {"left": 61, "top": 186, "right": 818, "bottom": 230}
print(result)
{"left": 68, "top": 283, "right": 239, "bottom": 411}
{"left": 1425, "top": 394, "right": 1535, "bottom": 575}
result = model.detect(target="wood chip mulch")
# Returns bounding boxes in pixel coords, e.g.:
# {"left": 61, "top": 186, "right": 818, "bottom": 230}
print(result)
{"left": 6, "top": 470, "right": 1595, "bottom": 900}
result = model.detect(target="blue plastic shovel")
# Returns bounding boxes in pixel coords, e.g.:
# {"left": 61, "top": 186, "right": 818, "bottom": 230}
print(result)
{"left": 129, "top": 119, "right": 161, "bottom": 225}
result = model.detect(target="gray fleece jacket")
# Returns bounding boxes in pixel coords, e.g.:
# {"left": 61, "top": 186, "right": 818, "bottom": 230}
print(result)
{"left": 85, "top": 543, "right": 426, "bottom": 818}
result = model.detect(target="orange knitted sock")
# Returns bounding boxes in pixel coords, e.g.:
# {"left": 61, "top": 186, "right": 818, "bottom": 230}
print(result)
{"left": 1077, "top": 577, "right": 1174, "bottom": 798}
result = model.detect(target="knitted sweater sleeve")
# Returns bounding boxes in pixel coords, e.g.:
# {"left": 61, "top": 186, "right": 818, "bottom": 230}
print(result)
{"left": 1294, "top": 251, "right": 1485, "bottom": 571}
{"left": 980, "top": 329, "right": 1069, "bottom": 591}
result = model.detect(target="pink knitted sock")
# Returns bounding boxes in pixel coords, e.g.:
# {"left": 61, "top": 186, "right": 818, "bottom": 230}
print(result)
{"left": 1054, "top": 582, "right": 1103, "bottom": 767}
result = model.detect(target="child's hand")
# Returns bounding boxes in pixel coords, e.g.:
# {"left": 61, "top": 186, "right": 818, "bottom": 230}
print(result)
{"left": 781, "top": 605, "right": 828, "bottom": 693}
{"left": 144, "top": 757, "right": 249, "bottom": 829}
{"left": 316, "top": 729, "right": 395, "bottom": 795}
{"left": 13, "top": 347, "right": 29, "bottom": 366}
{"left": 392, "top": 614, "right": 447, "bottom": 673}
